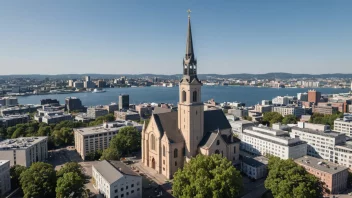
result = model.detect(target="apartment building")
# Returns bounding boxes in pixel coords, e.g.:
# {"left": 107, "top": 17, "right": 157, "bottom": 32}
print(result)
{"left": 295, "top": 156, "right": 348, "bottom": 194}
{"left": 0, "top": 114, "right": 30, "bottom": 128}
{"left": 290, "top": 122, "right": 345, "bottom": 162}
{"left": 0, "top": 160, "right": 11, "bottom": 196}
{"left": 92, "top": 160, "right": 142, "bottom": 198}
{"left": 229, "top": 120, "right": 255, "bottom": 138}
{"left": 272, "top": 106, "right": 305, "bottom": 117}
{"left": 35, "top": 107, "right": 72, "bottom": 124}
{"left": 272, "top": 96, "right": 290, "bottom": 105}
{"left": 87, "top": 107, "right": 109, "bottom": 119}
{"left": 74, "top": 121, "right": 142, "bottom": 160}
{"left": 114, "top": 110, "right": 140, "bottom": 121}
{"left": 313, "top": 106, "right": 338, "bottom": 115}
{"left": 241, "top": 126, "right": 307, "bottom": 159}
{"left": 254, "top": 105, "right": 272, "bottom": 113}
{"left": 334, "top": 116, "right": 352, "bottom": 137}
{"left": 0, "top": 137, "right": 48, "bottom": 167}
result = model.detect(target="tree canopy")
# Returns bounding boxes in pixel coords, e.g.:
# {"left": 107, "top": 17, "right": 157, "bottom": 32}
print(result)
{"left": 109, "top": 126, "right": 141, "bottom": 155}
{"left": 56, "top": 172, "right": 85, "bottom": 198}
{"left": 262, "top": 112, "right": 283, "bottom": 126}
{"left": 264, "top": 156, "right": 323, "bottom": 198}
{"left": 309, "top": 112, "right": 343, "bottom": 127}
{"left": 172, "top": 154, "right": 243, "bottom": 198}
{"left": 100, "top": 147, "right": 121, "bottom": 161}
{"left": 282, "top": 114, "right": 298, "bottom": 124}
{"left": 56, "top": 162, "right": 84, "bottom": 179}
{"left": 20, "top": 162, "right": 57, "bottom": 198}
{"left": 10, "top": 165, "right": 27, "bottom": 188}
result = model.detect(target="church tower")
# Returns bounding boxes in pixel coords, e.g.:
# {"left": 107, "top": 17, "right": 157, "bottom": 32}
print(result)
{"left": 178, "top": 10, "right": 204, "bottom": 160}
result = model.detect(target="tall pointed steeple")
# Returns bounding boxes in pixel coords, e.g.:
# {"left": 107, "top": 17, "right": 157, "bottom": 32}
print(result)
{"left": 182, "top": 9, "right": 199, "bottom": 83}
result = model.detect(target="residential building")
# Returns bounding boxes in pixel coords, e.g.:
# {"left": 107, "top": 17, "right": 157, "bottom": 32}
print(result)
{"left": 84, "top": 81, "right": 96, "bottom": 89}
{"left": 0, "top": 160, "right": 11, "bottom": 196}
{"left": 290, "top": 122, "right": 344, "bottom": 162}
{"left": 272, "top": 106, "right": 305, "bottom": 118}
{"left": 308, "top": 90, "right": 321, "bottom": 104}
{"left": 229, "top": 120, "right": 255, "bottom": 138}
{"left": 96, "top": 80, "right": 106, "bottom": 88}
{"left": 135, "top": 104, "right": 153, "bottom": 117}
{"left": 313, "top": 105, "right": 338, "bottom": 115}
{"left": 92, "top": 160, "right": 142, "bottom": 198}
{"left": 241, "top": 156, "right": 268, "bottom": 180}
{"left": 35, "top": 107, "right": 72, "bottom": 124}
{"left": 0, "top": 137, "right": 48, "bottom": 167}
{"left": 73, "top": 81, "right": 84, "bottom": 89}
{"left": 0, "top": 114, "right": 30, "bottom": 128}
{"left": 334, "top": 116, "right": 352, "bottom": 137}
{"left": 85, "top": 76, "right": 91, "bottom": 82}
{"left": 141, "top": 13, "right": 241, "bottom": 180}
{"left": 297, "top": 92, "right": 308, "bottom": 102}
{"left": 115, "top": 110, "right": 140, "bottom": 121}
{"left": 261, "top": 100, "right": 272, "bottom": 105}
{"left": 0, "top": 105, "right": 39, "bottom": 116}
{"left": 254, "top": 104, "right": 272, "bottom": 113}
{"left": 65, "top": 97, "right": 84, "bottom": 112}
{"left": 68, "top": 79, "right": 75, "bottom": 87}
{"left": 228, "top": 108, "right": 248, "bottom": 117}
{"left": 74, "top": 121, "right": 142, "bottom": 160}
{"left": 87, "top": 107, "right": 109, "bottom": 119}
{"left": 118, "top": 94, "right": 129, "bottom": 110}
{"left": 241, "top": 126, "right": 307, "bottom": 159}
{"left": 272, "top": 96, "right": 290, "bottom": 105}
{"left": 295, "top": 156, "right": 348, "bottom": 194}
{"left": 0, "top": 97, "right": 18, "bottom": 107}
{"left": 104, "top": 103, "right": 119, "bottom": 114}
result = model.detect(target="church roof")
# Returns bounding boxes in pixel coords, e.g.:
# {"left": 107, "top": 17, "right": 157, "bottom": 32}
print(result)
{"left": 204, "top": 109, "right": 231, "bottom": 132}
{"left": 153, "top": 111, "right": 184, "bottom": 143}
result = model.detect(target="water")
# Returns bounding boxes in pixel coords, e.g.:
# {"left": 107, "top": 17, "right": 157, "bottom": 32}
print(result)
{"left": 18, "top": 86, "right": 350, "bottom": 106}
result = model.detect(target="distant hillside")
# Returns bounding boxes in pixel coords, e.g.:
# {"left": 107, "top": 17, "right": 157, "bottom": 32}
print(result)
{"left": 0, "top": 73, "right": 352, "bottom": 80}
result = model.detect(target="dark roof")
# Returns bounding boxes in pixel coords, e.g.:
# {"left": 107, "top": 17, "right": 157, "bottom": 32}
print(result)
{"left": 204, "top": 109, "right": 231, "bottom": 132}
{"left": 153, "top": 107, "right": 172, "bottom": 114}
{"left": 153, "top": 112, "right": 184, "bottom": 143}
{"left": 108, "top": 160, "right": 140, "bottom": 177}
{"left": 242, "top": 156, "right": 268, "bottom": 168}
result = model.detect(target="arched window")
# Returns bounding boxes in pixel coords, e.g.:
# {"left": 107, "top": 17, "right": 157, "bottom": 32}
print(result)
{"left": 151, "top": 134, "right": 155, "bottom": 150}
{"left": 163, "top": 145, "right": 165, "bottom": 157}
{"left": 193, "top": 91, "right": 197, "bottom": 102}
{"left": 217, "top": 140, "right": 220, "bottom": 145}
{"left": 174, "top": 149, "right": 178, "bottom": 158}
{"left": 215, "top": 150, "right": 220, "bottom": 154}
{"left": 182, "top": 91, "right": 186, "bottom": 102}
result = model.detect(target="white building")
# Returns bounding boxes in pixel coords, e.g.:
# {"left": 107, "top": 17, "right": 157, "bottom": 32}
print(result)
{"left": 241, "top": 156, "right": 268, "bottom": 180}
{"left": 92, "top": 160, "right": 142, "bottom": 198}
{"left": 272, "top": 106, "right": 305, "bottom": 118}
{"left": 74, "top": 121, "right": 142, "bottom": 160}
{"left": 291, "top": 122, "right": 345, "bottom": 162}
{"left": 272, "top": 96, "right": 290, "bottom": 105}
{"left": 229, "top": 120, "right": 255, "bottom": 138}
{"left": 241, "top": 126, "right": 307, "bottom": 159}
{"left": 34, "top": 107, "right": 72, "bottom": 124}
{"left": 0, "top": 160, "right": 11, "bottom": 196}
{"left": 334, "top": 117, "right": 352, "bottom": 137}
{"left": 0, "top": 137, "right": 48, "bottom": 167}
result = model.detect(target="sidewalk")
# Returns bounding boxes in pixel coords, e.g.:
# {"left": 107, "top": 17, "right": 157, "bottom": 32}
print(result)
{"left": 133, "top": 161, "right": 168, "bottom": 185}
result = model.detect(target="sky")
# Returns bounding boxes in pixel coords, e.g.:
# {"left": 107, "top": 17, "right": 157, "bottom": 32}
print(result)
{"left": 1, "top": 0, "right": 352, "bottom": 75}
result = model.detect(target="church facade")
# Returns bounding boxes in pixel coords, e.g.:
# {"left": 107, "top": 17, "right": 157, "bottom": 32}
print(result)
{"left": 141, "top": 12, "right": 240, "bottom": 179}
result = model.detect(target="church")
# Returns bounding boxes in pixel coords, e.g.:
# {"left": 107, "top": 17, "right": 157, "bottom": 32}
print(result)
{"left": 141, "top": 11, "right": 240, "bottom": 179}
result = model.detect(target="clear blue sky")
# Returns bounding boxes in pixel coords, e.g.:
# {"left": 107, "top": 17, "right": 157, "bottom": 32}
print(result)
{"left": 1, "top": 0, "right": 352, "bottom": 75}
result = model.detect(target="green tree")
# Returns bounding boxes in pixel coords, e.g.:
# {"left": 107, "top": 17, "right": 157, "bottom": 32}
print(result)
{"left": 282, "top": 115, "right": 298, "bottom": 124}
{"left": 264, "top": 156, "right": 323, "bottom": 198}
{"left": 6, "top": 126, "right": 16, "bottom": 138}
{"left": 51, "top": 127, "right": 73, "bottom": 146}
{"left": 309, "top": 112, "right": 343, "bottom": 127}
{"left": 100, "top": 147, "right": 121, "bottom": 160}
{"left": 262, "top": 112, "right": 283, "bottom": 126}
{"left": 173, "top": 154, "right": 243, "bottom": 198}
{"left": 109, "top": 126, "right": 141, "bottom": 155}
{"left": 85, "top": 150, "right": 103, "bottom": 161}
{"left": 10, "top": 165, "right": 27, "bottom": 188}
{"left": 57, "top": 162, "right": 84, "bottom": 179}
{"left": 20, "top": 162, "right": 57, "bottom": 198}
{"left": 56, "top": 172, "right": 85, "bottom": 198}
{"left": 37, "top": 126, "right": 51, "bottom": 136}
{"left": 11, "top": 126, "right": 26, "bottom": 138}
{"left": 0, "top": 127, "right": 6, "bottom": 138}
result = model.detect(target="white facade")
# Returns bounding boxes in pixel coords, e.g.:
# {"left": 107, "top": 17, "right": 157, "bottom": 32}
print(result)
{"left": 241, "top": 156, "right": 268, "bottom": 180}
{"left": 272, "top": 106, "right": 305, "bottom": 117}
{"left": 334, "top": 118, "right": 352, "bottom": 137}
{"left": 92, "top": 160, "right": 142, "bottom": 198}
{"left": 241, "top": 126, "right": 307, "bottom": 159}
{"left": 0, "top": 137, "right": 48, "bottom": 167}
{"left": 0, "top": 160, "right": 11, "bottom": 196}
{"left": 272, "top": 96, "right": 290, "bottom": 105}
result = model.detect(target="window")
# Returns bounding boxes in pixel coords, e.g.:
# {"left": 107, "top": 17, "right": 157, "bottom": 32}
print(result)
{"left": 174, "top": 149, "right": 178, "bottom": 158}
{"left": 151, "top": 134, "right": 156, "bottom": 150}
{"left": 175, "top": 161, "right": 177, "bottom": 166}
{"left": 193, "top": 91, "right": 197, "bottom": 102}
{"left": 115, "top": 189, "right": 118, "bottom": 193}
{"left": 215, "top": 150, "right": 220, "bottom": 154}
{"left": 234, "top": 146, "right": 236, "bottom": 154}
{"left": 131, "top": 190, "right": 134, "bottom": 194}
{"left": 137, "top": 188, "right": 140, "bottom": 191}
{"left": 126, "top": 186, "right": 128, "bottom": 190}
{"left": 115, "top": 196, "right": 118, "bottom": 198}
{"left": 121, "top": 188, "right": 124, "bottom": 191}
{"left": 121, "top": 194, "right": 124, "bottom": 198}
{"left": 131, "top": 184, "right": 134, "bottom": 187}
{"left": 217, "top": 140, "right": 220, "bottom": 145}
{"left": 182, "top": 91, "right": 186, "bottom": 102}
{"left": 163, "top": 145, "right": 165, "bottom": 157}
{"left": 126, "top": 192, "right": 129, "bottom": 195}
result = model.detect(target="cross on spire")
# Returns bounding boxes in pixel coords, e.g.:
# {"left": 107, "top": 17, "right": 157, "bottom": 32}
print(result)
{"left": 187, "top": 9, "right": 191, "bottom": 18}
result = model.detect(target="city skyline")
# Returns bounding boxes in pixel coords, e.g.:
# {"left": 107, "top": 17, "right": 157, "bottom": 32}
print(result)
{"left": 1, "top": 1, "right": 352, "bottom": 75}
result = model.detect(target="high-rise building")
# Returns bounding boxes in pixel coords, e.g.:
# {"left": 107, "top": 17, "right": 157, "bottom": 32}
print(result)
{"left": 118, "top": 94, "right": 129, "bottom": 110}
{"left": 68, "top": 79, "right": 76, "bottom": 87}
{"left": 308, "top": 90, "right": 321, "bottom": 104}
{"left": 73, "top": 81, "right": 84, "bottom": 89}
{"left": 65, "top": 97, "right": 84, "bottom": 112}
{"left": 85, "top": 76, "right": 91, "bottom": 82}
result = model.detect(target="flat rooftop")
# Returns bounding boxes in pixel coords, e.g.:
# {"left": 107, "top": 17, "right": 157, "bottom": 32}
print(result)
{"left": 74, "top": 120, "right": 141, "bottom": 136}
{"left": 230, "top": 120, "right": 254, "bottom": 125}
{"left": 295, "top": 156, "right": 348, "bottom": 174}
{"left": 0, "top": 136, "right": 47, "bottom": 151}
{"left": 0, "top": 114, "right": 29, "bottom": 120}
{"left": 291, "top": 126, "right": 344, "bottom": 138}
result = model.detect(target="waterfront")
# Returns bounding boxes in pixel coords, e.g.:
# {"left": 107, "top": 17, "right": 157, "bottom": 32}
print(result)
{"left": 18, "top": 86, "right": 350, "bottom": 106}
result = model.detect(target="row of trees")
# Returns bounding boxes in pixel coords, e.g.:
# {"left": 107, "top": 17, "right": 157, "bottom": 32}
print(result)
{"left": 309, "top": 112, "right": 343, "bottom": 127}
{"left": 0, "top": 114, "right": 115, "bottom": 149}
{"left": 262, "top": 112, "right": 298, "bottom": 126}
{"left": 11, "top": 162, "right": 88, "bottom": 198}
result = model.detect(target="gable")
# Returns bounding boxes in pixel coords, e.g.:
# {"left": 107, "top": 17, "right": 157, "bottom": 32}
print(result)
{"left": 152, "top": 112, "right": 184, "bottom": 143}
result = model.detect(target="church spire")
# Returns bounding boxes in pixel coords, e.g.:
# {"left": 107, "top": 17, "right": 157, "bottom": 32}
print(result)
{"left": 182, "top": 9, "right": 199, "bottom": 83}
